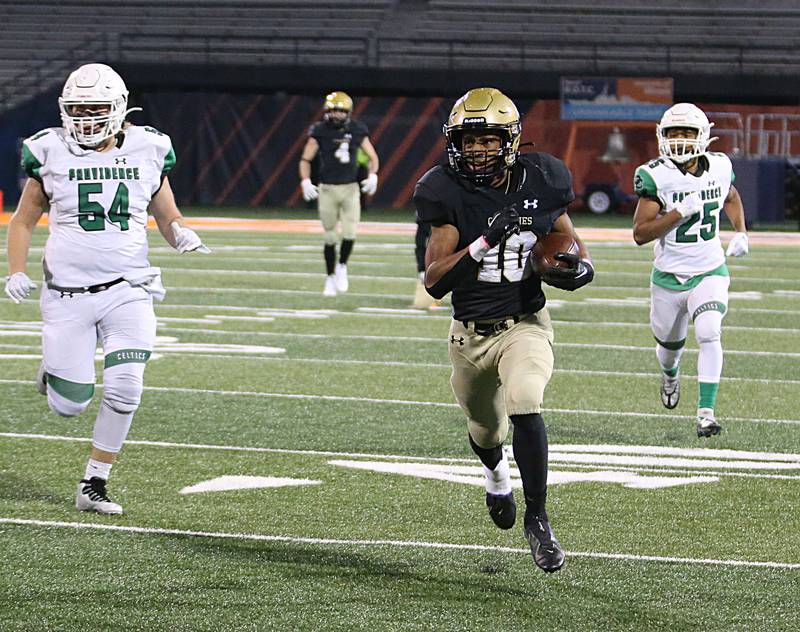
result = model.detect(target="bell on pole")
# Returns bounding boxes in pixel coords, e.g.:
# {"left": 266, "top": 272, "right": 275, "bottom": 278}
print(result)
{"left": 600, "top": 126, "right": 631, "bottom": 162}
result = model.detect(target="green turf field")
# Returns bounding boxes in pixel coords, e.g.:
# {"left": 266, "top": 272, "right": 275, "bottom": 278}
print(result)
{"left": 1, "top": 224, "right": 799, "bottom": 631}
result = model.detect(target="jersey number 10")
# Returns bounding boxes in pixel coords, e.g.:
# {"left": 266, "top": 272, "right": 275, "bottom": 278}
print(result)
{"left": 78, "top": 182, "right": 130, "bottom": 231}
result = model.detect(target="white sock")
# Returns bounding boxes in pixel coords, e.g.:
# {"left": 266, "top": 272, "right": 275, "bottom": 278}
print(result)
{"left": 84, "top": 458, "right": 112, "bottom": 481}
{"left": 483, "top": 452, "right": 512, "bottom": 495}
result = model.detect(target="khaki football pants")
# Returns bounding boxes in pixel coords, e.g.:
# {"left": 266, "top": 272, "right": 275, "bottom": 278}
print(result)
{"left": 448, "top": 307, "right": 554, "bottom": 449}
{"left": 318, "top": 182, "right": 361, "bottom": 244}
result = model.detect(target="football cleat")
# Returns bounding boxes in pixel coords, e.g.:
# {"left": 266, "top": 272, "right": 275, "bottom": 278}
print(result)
{"left": 696, "top": 409, "right": 721, "bottom": 437}
{"left": 486, "top": 491, "right": 516, "bottom": 530}
{"left": 660, "top": 373, "right": 680, "bottom": 409}
{"left": 334, "top": 263, "right": 349, "bottom": 292}
{"left": 323, "top": 275, "right": 337, "bottom": 297}
{"left": 76, "top": 477, "right": 123, "bottom": 515}
{"left": 36, "top": 362, "right": 47, "bottom": 396}
{"left": 524, "top": 513, "right": 565, "bottom": 573}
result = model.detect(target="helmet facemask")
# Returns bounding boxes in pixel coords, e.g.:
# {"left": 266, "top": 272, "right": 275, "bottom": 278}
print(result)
{"left": 445, "top": 123, "right": 519, "bottom": 184}
{"left": 324, "top": 107, "right": 351, "bottom": 129}
{"left": 60, "top": 99, "right": 128, "bottom": 147}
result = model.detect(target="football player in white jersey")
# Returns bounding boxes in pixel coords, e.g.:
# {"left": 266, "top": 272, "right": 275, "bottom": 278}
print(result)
{"left": 633, "top": 103, "right": 748, "bottom": 438}
{"left": 4, "top": 63, "right": 210, "bottom": 513}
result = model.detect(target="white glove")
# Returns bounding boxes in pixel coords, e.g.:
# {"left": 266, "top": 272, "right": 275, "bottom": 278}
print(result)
{"left": 673, "top": 191, "right": 703, "bottom": 218}
{"left": 300, "top": 178, "right": 319, "bottom": 201}
{"left": 360, "top": 173, "right": 378, "bottom": 196}
{"left": 726, "top": 232, "right": 749, "bottom": 257}
{"left": 4, "top": 272, "right": 37, "bottom": 303}
{"left": 170, "top": 221, "right": 211, "bottom": 254}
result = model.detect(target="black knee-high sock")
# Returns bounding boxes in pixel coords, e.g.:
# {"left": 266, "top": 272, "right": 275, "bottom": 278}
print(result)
{"left": 468, "top": 433, "right": 503, "bottom": 471}
{"left": 510, "top": 413, "right": 549, "bottom": 518}
{"left": 324, "top": 244, "right": 336, "bottom": 275}
{"left": 339, "top": 239, "right": 354, "bottom": 264}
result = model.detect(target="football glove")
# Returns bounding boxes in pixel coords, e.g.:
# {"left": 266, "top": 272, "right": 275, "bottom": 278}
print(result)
{"left": 483, "top": 205, "right": 520, "bottom": 248}
{"left": 360, "top": 173, "right": 378, "bottom": 196}
{"left": 4, "top": 272, "right": 37, "bottom": 303}
{"left": 170, "top": 221, "right": 211, "bottom": 254}
{"left": 541, "top": 253, "right": 594, "bottom": 291}
{"left": 725, "top": 232, "right": 749, "bottom": 257}
{"left": 301, "top": 178, "right": 319, "bottom": 201}
{"left": 673, "top": 192, "right": 703, "bottom": 218}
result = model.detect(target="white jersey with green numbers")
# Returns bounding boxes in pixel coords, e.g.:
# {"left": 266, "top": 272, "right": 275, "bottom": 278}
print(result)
{"left": 21, "top": 125, "right": 176, "bottom": 287}
{"left": 634, "top": 152, "right": 734, "bottom": 283}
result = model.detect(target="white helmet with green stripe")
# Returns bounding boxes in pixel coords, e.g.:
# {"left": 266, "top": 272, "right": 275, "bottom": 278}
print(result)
{"left": 58, "top": 63, "right": 139, "bottom": 147}
{"left": 656, "top": 103, "right": 718, "bottom": 164}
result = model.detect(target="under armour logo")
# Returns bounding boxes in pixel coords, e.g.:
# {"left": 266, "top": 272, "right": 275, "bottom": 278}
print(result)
{"left": 450, "top": 335, "right": 464, "bottom": 346}
{"left": 523, "top": 199, "right": 539, "bottom": 209}
{"left": 115, "top": 157, "right": 127, "bottom": 165}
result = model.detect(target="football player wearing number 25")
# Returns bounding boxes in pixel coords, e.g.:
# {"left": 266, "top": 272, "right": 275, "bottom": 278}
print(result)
{"left": 5, "top": 63, "right": 210, "bottom": 515}
{"left": 633, "top": 103, "right": 748, "bottom": 438}
{"left": 298, "top": 91, "right": 380, "bottom": 297}
{"left": 415, "top": 87, "right": 595, "bottom": 574}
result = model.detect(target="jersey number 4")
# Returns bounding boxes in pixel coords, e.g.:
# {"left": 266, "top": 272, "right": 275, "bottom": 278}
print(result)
{"left": 676, "top": 201, "right": 718, "bottom": 243}
{"left": 78, "top": 182, "right": 130, "bottom": 231}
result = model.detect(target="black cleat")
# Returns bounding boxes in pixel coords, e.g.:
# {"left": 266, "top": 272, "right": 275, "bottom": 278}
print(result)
{"left": 486, "top": 492, "right": 516, "bottom": 529}
{"left": 524, "top": 514, "right": 565, "bottom": 573}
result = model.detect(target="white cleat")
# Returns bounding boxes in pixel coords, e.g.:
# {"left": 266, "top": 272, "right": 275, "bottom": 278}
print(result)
{"left": 76, "top": 477, "right": 123, "bottom": 515}
{"left": 660, "top": 373, "right": 680, "bottom": 409}
{"left": 696, "top": 408, "right": 721, "bottom": 438}
{"left": 334, "top": 263, "right": 349, "bottom": 292}
{"left": 36, "top": 362, "right": 47, "bottom": 395}
{"left": 323, "top": 275, "right": 337, "bottom": 297}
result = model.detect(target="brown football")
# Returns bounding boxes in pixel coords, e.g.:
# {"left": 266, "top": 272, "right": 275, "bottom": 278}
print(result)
{"left": 533, "top": 232, "right": 579, "bottom": 272}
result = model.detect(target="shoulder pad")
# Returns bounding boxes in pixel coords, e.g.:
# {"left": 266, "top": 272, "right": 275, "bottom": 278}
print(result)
{"left": 415, "top": 166, "right": 459, "bottom": 201}
{"left": 633, "top": 165, "right": 659, "bottom": 199}
{"left": 521, "top": 153, "right": 571, "bottom": 188}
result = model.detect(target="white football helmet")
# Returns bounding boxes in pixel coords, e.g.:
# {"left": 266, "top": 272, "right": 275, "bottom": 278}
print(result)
{"left": 657, "top": 103, "right": 718, "bottom": 164}
{"left": 58, "top": 63, "right": 138, "bottom": 147}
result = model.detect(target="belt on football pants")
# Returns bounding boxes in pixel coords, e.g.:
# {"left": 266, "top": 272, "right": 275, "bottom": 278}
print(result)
{"left": 47, "top": 277, "right": 125, "bottom": 297}
{"left": 461, "top": 313, "right": 529, "bottom": 336}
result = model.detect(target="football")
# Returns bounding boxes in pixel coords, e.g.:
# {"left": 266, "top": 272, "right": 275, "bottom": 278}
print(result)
{"left": 533, "top": 232, "right": 579, "bottom": 272}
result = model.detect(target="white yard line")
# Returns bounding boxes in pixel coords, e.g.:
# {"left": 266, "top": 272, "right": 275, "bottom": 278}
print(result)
{"left": 0, "top": 380, "right": 798, "bottom": 425}
{"left": 1, "top": 349, "right": 797, "bottom": 385}
{"left": 0, "top": 518, "right": 797, "bottom": 570}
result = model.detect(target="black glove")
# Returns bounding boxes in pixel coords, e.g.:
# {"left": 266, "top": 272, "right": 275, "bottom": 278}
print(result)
{"left": 541, "top": 253, "right": 594, "bottom": 291}
{"left": 482, "top": 205, "right": 520, "bottom": 248}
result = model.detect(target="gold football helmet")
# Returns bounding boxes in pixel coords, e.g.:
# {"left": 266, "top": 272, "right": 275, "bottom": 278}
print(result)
{"left": 444, "top": 87, "right": 521, "bottom": 183}
{"left": 324, "top": 91, "right": 353, "bottom": 127}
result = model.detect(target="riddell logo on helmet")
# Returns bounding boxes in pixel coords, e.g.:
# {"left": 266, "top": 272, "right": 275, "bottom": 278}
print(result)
{"left": 462, "top": 117, "right": 486, "bottom": 124}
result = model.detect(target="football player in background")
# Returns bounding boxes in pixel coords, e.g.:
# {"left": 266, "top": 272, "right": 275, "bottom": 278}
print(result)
{"left": 298, "top": 91, "right": 380, "bottom": 296}
{"left": 5, "top": 63, "right": 210, "bottom": 514}
{"left": 415, "top": 87, "right": 594, "bottom": 573}
{"left": 633, "top": 103, "right": 748, "bottom": 438}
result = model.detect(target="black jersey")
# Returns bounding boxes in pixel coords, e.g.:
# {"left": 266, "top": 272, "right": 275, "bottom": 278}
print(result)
{"left": 309, "top": 119, "right": 369, "bottom": 184}
{"left": 413, "top": 153, "right": 574, "bottom": 321}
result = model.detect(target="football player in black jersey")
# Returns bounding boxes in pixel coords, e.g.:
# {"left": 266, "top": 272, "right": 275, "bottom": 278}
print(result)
{"left": 414, "top": 87, "right": 595, "bottom": 573}
{"left": 298, "top": 91, "right": 380, "bottom": 296}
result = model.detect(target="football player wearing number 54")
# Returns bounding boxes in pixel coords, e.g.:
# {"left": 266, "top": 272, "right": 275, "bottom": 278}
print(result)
{"left": 633, "top": 103, "right": 748, "bottom": 438}
{"left": 298, "top": 91, "right": 379, "bottom": 297}
{"left": 5, "top": 63, "right": 210, "bottom": 515}
{"left": 414, "top": 87, "right": 594, "bottom": 574}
